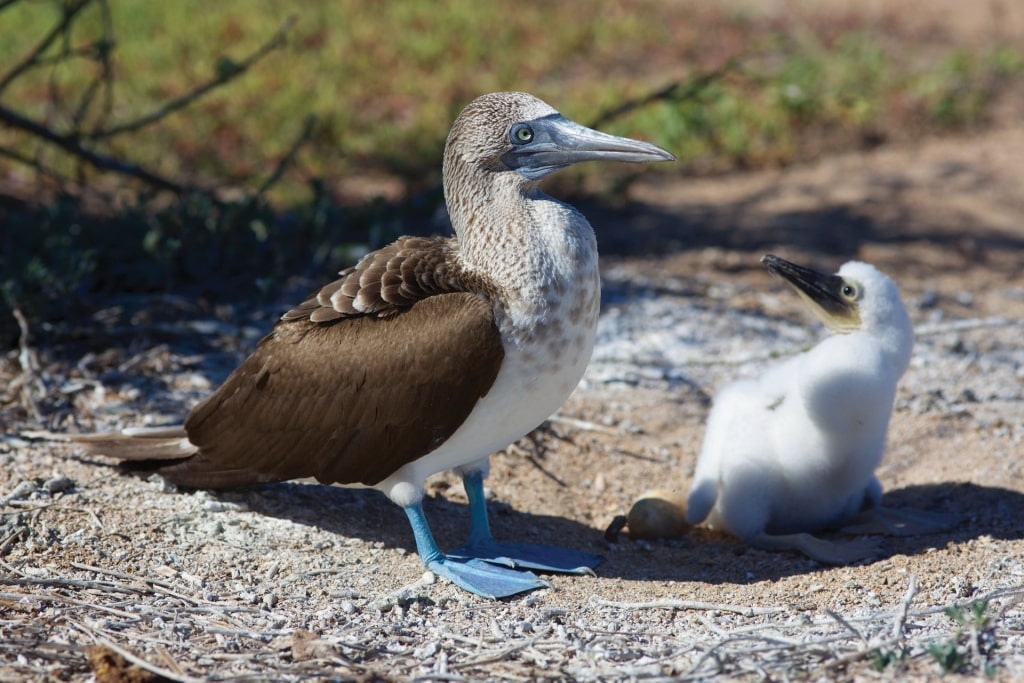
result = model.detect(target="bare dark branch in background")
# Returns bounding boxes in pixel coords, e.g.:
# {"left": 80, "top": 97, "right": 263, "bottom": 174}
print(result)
{"left": 89, "top": 15, "right": 297, "bottom": 140}
{"left": 0, "top": 104, "right": 189, "bottom": 193}
{"left": 70, "top": 0, "right": 115, "bottom": 136}
{"left": 0, "top": 2, "right": 299, "bottom": 197}
{"left": 255, "top": 113, "right": 317, "bottom": 199}
{"left": 587, "top": 59, "right": 740, "bottom": 130}
{"left": 0, "top": 0, "right": 90, "bottom": 96}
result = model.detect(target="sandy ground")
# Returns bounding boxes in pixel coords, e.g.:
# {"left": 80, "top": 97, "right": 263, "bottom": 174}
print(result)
{"left": 3, "top": 2, "right": 1024, "bottom": 676}
{"left": 2, "top": 114, "right": 1023, "bottom": 680}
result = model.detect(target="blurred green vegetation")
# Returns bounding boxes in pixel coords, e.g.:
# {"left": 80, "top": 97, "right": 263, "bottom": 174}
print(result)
{"left": 1, "top": 0, "right": 1023, "bottom": 342}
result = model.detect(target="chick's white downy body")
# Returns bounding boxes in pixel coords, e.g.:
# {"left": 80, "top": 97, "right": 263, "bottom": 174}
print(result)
{"left": 685, "top": 258, "right": 955, "bottom": 564}
{"left": 694, "top": 330, "right": 902, "bottom": 537}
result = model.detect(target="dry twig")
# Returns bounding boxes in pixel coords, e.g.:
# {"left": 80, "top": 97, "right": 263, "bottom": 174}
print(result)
{"left": 590, "top": 595, "right": 787, "bottom": 617}
{"left": 11, "top": 306, "right": 44, "bottom": 421}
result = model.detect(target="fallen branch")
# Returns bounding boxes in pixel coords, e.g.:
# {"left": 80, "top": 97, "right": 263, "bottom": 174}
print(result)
{"left": 84, "top": 637, "right": 206, "bottom": 683}
{"left": 547, "top": 414, "right": 620, "bottom": 435}
{"left": 892, "top": 574, "right": 918, "bottom": 641}
{"left": 11, "top": 306, "right": 44, "bottom": 421}
{"left": 590, "top": 595, "right": 787, "bottom": 617}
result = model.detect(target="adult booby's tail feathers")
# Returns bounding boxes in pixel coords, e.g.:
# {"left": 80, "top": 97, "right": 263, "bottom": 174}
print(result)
{"left": 70, "top": 428, "right": 279, "bottom": 489}
{"left": 72, "top": 426, "right": 193, "bottom": 460}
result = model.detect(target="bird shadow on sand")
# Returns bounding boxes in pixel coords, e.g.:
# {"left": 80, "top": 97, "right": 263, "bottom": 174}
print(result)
{"left": 206, "top": 478, "right": 607, "bottom": 566}
{"left": 594, "top": 481, "right": 1024, "bottom": 586}
{"left": 200, "top": 479, "right": 1020, "bottom": 589}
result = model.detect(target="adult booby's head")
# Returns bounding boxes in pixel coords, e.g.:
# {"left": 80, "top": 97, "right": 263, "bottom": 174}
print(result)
{"left": 443, "top": 93, "right": 674, "bottom": 236}
{"left": 445, "top": 92, "right": 673, "bottom": 182}
{"left": 761, "top": 254, "right": 911, "bottom": 337}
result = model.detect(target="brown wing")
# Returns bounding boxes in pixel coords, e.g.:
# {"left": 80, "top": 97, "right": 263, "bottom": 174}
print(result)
{"left": 85, "top": 234, "right": 501, "bottom": 489}
{"left": 154, "top": 291, "right": 503, "bottom": 488}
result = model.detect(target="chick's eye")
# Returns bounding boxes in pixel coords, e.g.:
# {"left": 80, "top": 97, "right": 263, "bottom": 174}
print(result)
{"left": 841, "top": 284, "right": 858, "bottom": 299}
{"left": 511, "top": 124, "right": 533, "bottom": 144}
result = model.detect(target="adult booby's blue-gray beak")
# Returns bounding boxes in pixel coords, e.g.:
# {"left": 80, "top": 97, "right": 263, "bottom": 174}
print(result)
{"left": 501, "top": 114, "right": 675, "bottom": 180}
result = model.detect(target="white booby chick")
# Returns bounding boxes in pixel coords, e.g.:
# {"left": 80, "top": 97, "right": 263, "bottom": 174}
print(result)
{"left": 686, "top": 254, "right": 955, "bottom": 564}
{"left": 63, "top": 92, "right": 675, "bottom": 599}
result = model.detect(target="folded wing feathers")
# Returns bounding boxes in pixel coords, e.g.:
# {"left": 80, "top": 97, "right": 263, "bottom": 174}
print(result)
{"left": 280, "top": 236, "right": 459, "bottom": 323}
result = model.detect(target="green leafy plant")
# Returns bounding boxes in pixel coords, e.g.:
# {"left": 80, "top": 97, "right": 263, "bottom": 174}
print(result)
{"left": 927, "top": 600, "right": 998, "bottom": 676}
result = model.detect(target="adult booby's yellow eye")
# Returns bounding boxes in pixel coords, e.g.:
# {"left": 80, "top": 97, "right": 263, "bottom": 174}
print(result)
{"left": 510, "top": 124, "right": 534, "bottom": 144}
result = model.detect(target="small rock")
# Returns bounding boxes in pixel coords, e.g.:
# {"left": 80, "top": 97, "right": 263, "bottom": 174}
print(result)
{"left": 43, "top": 475, "right": 75, "bottom": 494}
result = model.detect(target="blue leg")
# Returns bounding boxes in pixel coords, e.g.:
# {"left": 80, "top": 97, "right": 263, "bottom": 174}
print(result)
{"left": 448, "top": 471, "right": 603, "bottom": 574}
{"left": 403, "top": 502, "right": 548, "bottom": 599}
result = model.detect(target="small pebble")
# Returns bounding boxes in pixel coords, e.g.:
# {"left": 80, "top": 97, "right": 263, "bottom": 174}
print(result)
{"left": 43, "top": 475, "right": 75, "bottom": 494}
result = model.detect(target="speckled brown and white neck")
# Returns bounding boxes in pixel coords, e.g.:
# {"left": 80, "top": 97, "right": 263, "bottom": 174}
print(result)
{"left": 443, "top": 95, "right": 600, "bottom": 355}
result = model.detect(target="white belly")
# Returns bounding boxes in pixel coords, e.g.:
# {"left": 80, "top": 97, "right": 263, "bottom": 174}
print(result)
{"left": 378, "top": 287, "right": 599, "bottom": 507}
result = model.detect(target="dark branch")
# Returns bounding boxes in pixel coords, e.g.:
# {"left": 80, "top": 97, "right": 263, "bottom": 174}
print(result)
{"left": 0, "top": 104, "right": 189, "bottom": 194}
{"left": 587, "top": 59, "right": 740, "bottom": 130}
{"left": 254, "top": 114, "right": 316, "bottom": 198}
{"left": 73, "top": 1, "right": 116, "bottom": 132}
{"left": 0, "top": 145, "right": 69, "bottom": 185}
{"left": 88, "top": 15, "right": 296, "bottom": 140}
{"left": 0, "top": 0, "right": 91, "bottom": 96}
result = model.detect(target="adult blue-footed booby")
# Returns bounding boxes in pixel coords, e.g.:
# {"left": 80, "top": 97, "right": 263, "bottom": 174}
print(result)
{"left": 686, "top": 255, "right": 957, "bottom": 564}
{"left": 71, "top": 92, "right": 675, "bottom": 598}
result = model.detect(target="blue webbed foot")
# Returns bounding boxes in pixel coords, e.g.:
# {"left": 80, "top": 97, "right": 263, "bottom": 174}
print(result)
{"left": 427, "top": 556, "right": 550, "bottom": 599}
{"left": 449, "top": 539, "right": 603, "bottom": 575}
{"left": 404, "top": 500, "right": 547, "bottom": 599}
{"left": 454, "top": 470, "right": 603, "bottom": 575}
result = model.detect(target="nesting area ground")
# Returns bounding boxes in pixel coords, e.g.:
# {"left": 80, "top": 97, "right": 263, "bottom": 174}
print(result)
{"left": 3, "top": 114, "right": 1024, "bottom": 681}
{"left": 4, "top": 1, "right": 1024, "bottom": 676}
